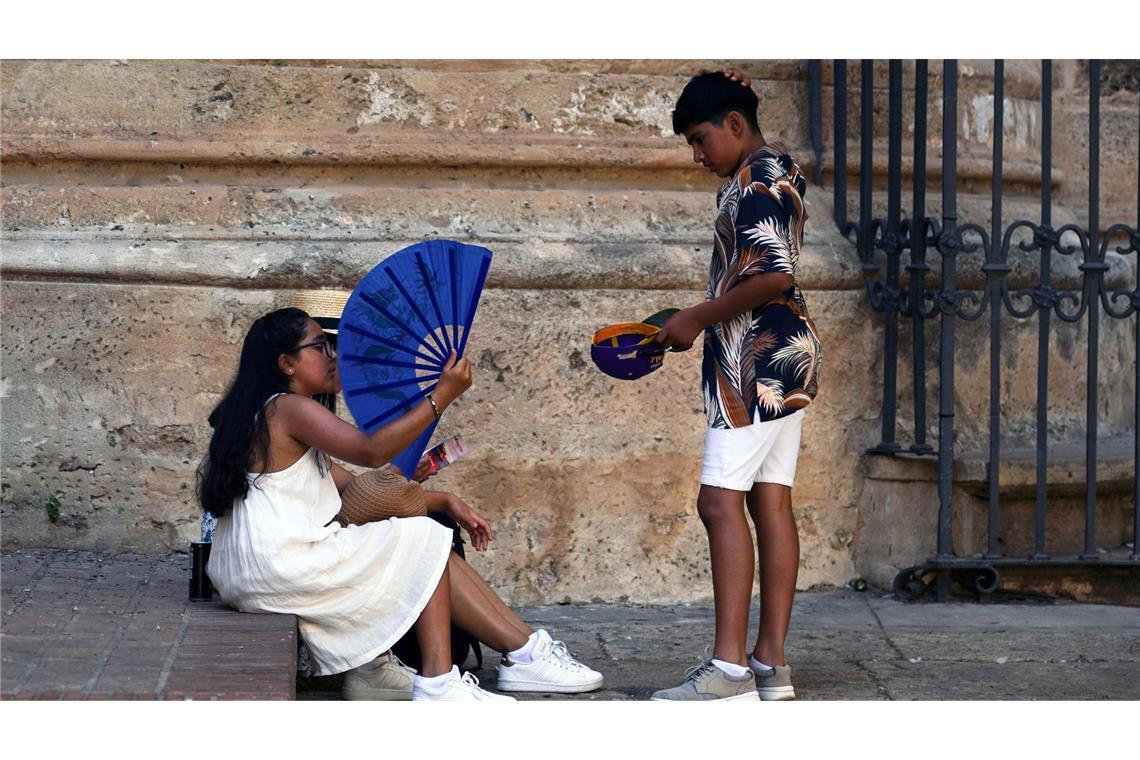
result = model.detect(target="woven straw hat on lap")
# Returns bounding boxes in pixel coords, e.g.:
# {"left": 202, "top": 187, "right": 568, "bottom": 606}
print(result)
{"left": 334, "top": 467, "right": 428, "bottom": 527}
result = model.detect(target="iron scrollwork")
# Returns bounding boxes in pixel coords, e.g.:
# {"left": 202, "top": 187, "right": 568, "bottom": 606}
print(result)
{"left": 1001, "top": 222, "right": 1090, "bottom": 322}
{"left": 934, "top": 223, "right": 990, "bottom": 320}
{"left": 1050, "top": 224, "right": 1091, "bottom": 323}
{"left": 833, "top": 57, "right": 1138, "bottom": 590}
{"left": 898, "top": 216, "right": 942, "bottom": 319}
{"left": 1001, "top": 220, "right": 1045, "bottom": 318}
{"left": 858, "top": 219, "right": 891, "bottom": 311}
{"left": 1100, "top": 224, "right": 1140, "bottom": 319}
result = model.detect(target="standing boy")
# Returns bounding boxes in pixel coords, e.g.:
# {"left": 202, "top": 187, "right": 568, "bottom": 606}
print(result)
{"left": 651, "top": 72, "right": 821, "bottom": 701}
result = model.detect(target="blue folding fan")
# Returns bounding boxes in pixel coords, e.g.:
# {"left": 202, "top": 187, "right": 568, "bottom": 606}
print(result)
{"left": 337, "top": 240, "right": 493, "bottom": 478}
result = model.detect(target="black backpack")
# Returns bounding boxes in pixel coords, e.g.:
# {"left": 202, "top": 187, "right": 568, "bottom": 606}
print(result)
{"left": 391, "top": 511, "right": 483, "bottom": 672}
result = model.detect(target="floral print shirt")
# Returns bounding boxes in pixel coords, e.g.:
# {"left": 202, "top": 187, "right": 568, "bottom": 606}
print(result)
{"left": 701, "top": 142, "right": 822, "bottom": 428}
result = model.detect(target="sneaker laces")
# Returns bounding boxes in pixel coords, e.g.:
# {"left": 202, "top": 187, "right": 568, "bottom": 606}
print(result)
{"left": 459, "top": 670, "right": 491, "bottom": 698}
{"left": 388, "top": 652, "right": 415, "bottom": 673}
{"left": 684, "top": 661, "right": 717, "bottom": 683}
{"left": 548, "top": 639, "right": 588, "bottom": 671}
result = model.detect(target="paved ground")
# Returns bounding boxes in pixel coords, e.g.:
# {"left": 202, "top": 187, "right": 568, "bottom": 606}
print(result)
{"left": 3, "top": 548, "right": 1138, "bottom": 700}
{"left": 300, "top": 592, "right": 1140, "bottom": 700}
{"left": 1, "top": 549, "right": 295, "bottom": 700}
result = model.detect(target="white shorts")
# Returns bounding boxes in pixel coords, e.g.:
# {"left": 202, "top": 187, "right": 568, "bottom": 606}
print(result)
{"left": 699, "top": 409, "right": 805, "bottom": 492}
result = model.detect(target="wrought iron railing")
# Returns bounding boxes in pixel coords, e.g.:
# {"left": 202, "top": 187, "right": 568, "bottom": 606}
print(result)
{"left": 809, "top": 60, "right": 1140, "bottom": 600}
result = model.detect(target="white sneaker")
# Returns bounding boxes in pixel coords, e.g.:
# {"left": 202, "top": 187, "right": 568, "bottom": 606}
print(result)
{"left": 412, "top": 666, "right": 516, "bottom": 701}
{"left": 496, "top": 629, "right": 604, "bottom": 693}
{"left": 343, "top": 651, "right": 415, "bottom": 701}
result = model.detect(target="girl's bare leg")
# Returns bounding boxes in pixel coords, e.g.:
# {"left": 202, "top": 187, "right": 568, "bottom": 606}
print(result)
{"left": 450, "top": 554, "right": 532, "bottom": 640}
{"left": 446, "top": 554, "right": 531, "bottom": 653}
{"left": 414, "top": 564, "right": 453, "bottom": 677}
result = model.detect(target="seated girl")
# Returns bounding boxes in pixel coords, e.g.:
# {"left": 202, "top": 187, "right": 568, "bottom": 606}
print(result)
{"left": 198, "top": 307, "right": 603, "bottom": 700}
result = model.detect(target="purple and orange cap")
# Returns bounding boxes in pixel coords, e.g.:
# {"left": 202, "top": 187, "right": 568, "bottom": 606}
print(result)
{"left": 590, "top": 308, "right": 679, "bottom": 381}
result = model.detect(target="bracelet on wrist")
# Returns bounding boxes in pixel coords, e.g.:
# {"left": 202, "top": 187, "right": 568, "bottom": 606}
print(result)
{"left": 426, "top": 393, "right": 442, "bottom": 419}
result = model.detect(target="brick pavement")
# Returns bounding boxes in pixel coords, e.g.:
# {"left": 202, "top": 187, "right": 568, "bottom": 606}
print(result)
{"left": 1, "top": 549, "right": 296, "bottom": 700}
{"left": 5, "top": 548, "right": 1139, "bottom": 701}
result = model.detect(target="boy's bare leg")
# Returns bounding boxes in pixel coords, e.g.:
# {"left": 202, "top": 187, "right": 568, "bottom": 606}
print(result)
{"left": 445, "top": 553, "right": 530, "bottom": 653}
{"left": 747, "top": 482, "right": 799, "bottom": 666}
{"left": 415, "top": 564, "right": 454, "bottom": 677}
{"left": 697, "top": 484, "right": 755, "bottom": 666}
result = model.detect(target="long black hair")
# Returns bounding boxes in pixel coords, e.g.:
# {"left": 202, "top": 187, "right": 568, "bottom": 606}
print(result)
{"left": 196, "top": 307, "right": 311, "bottom": 517}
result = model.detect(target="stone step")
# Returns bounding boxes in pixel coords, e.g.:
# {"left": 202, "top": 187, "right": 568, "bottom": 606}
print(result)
{"left": 954, "top": 436, "right": 1136, "bottom": 498}
{"left": 860, "top": 438, "right": 1137, "bottom": 571}
{"left": 864, "top": 435, "right": 1136, "bottom": 498}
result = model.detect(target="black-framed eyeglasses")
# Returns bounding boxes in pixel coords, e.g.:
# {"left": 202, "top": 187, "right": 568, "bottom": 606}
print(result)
{"left": 290, "top": 338, "right": 336, "bottom": 359}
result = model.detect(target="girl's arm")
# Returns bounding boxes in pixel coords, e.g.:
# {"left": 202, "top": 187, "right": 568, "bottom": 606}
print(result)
{"left": 423, "top": 491, "right": 452, "bottom": 512}
{"left": 275, "top": 352, "right": 472, "bottom": 469}
{"left": 424, "top": 490, "right": 493, "bottom": 552}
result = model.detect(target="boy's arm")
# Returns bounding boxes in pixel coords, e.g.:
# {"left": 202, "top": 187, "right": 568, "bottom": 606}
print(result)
{"left": 658, "top": 171, "right": 798, "bottom": 352}
{"left": 656, "top": 271, "right": 792, "bottom": 351}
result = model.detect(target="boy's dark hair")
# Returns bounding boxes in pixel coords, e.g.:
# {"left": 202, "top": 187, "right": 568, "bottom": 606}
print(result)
{"left": 672, "top": 71, "right": 760, "bottom": 135}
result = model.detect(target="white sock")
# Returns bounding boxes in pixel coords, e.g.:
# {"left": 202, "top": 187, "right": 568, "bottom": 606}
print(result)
{"left": 507, "top": 631, "right": 540, "bottom": 663}
{"left": 749, "top": 655, "right": 775, "bottom": 673}
{"left": 711, "top": 658, "right": 750, "bottom": 678}
{"left": 414, "top": 665, "right": 458, "bottom": 694}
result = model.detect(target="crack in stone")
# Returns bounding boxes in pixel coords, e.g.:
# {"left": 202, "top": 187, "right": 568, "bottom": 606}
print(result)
{"left": 58, "top": 461, "right": 100, "bottom": 473}
{"left": 82, "top": 557, "right": 157, "bottom": 695}
{"left": 8, "top": 551, "right": 104, "bottom": 695}
{"left": 595, "top": 629, "right": 612, "bottom": 661}
{"left": 858, "top": 594, "right": 907, "bottom": 699}
{"left": 863, "top": 595, "right": 909, "bottom": 660}
{"left": 850, "top": 658, "right": 894, "bottom": 700}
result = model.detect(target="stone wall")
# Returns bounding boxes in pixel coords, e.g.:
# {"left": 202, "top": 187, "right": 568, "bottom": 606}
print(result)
{"left": 2, "top": 60, "right": 1136, "bottom": 603}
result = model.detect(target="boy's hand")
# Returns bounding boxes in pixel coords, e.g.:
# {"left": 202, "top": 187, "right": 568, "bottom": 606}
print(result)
{"left": 655, "top": 307, "right": 704, "bottom": 352}
{"left": 723, "top": 69, "right": 751, "bottom": 89}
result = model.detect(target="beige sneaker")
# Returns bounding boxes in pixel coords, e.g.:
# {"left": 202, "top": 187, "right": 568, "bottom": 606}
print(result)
{"left": 651, "top": 661, "right": 761, "bottom": 701}
{"left": 343, "top": 651, "right": 416, "bottom": 701}
{"left": 750, "top": 661, "right": 796, "bottom": 701}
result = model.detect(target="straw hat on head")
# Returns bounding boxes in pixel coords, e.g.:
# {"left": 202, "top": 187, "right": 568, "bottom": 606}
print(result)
{"left": 290, "top": 289, "right": 351, "bottom": 334}
{"left": 332, "top": 467, "right": 428, "bottom": 527}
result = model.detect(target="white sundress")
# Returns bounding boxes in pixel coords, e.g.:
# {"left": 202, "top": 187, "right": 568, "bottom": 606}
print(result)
{"left": 207, "top": 444, "right": 453, "bottom": 676}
